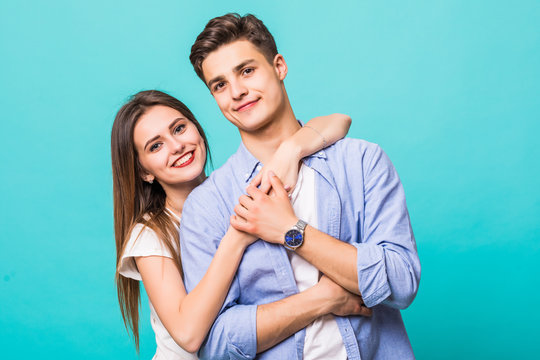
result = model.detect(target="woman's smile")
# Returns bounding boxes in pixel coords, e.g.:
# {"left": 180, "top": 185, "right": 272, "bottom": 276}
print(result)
{"left": 172, "top": 151, "right": 195, "bottom": 168}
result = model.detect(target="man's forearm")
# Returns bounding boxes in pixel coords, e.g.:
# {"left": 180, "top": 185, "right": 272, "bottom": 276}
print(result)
{"left": 296, "top": 225, "right": 360, "bottom": 295}
{"left": 256, "top": 285, "right": 329, "bottom": 352}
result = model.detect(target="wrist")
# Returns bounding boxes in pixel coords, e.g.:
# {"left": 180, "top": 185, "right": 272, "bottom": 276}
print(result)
{"left": 278, "top": 139, "right": 303, "bottom": 161}
{"left": 309, "top": 283, "right": 334, "bottom": 316}
{"left": 283, "top": 217, "right": 306, "bottom": 250}
{"left": 225, "top": 226, "right": 252, "bottom": 250}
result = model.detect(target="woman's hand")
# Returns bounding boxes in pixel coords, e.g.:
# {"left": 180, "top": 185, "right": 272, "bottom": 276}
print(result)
{"left": 250, "top": 140, "right": 300, "bottom": 195}
{"left": 251, "top": 113, "right": 351, "bottom": 195}
{"left": 231, "top": 172, "right": 298, "bottom": 244}
{"left": 225, "top": 222, "right": 258, "bottom": 248}
{"left": 314, "top": 275, "right": 372, "bottom": 317}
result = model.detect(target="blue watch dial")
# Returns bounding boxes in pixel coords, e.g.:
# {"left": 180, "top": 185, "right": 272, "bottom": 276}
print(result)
{"left": 285, "top": 229, "right": 303, "bottom": 248}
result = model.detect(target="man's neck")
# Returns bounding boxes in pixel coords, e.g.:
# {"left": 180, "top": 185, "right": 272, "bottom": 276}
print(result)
{"left": 239, "top": 101, "right": 300, "bottom": 165}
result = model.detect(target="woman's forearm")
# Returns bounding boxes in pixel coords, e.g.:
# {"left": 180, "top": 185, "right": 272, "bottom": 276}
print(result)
{"left": 251, "top": 113, "right": 351, "bottom": 192}
{"left": 174, "top": 228, "right": 250, "bottom": 352}
{"left": 287, "top": 113, "right": 351, "bottom": 159}
{"left": 137, "top": 227, "right": 251, "bottom": 353}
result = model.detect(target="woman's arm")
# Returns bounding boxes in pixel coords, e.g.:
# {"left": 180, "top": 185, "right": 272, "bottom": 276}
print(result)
{"left": 135, "top": 225, "right": 254, "bottom": 353}
{"left": 252, "top": 113, "right": 351, "bottom": 193}
{"left": 291, "top": 113, "right": 352, "bottom": 159}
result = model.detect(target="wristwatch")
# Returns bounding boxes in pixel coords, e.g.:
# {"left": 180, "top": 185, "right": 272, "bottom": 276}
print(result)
{"left": 284, "top": 219, "right": 308, "bottom": 250}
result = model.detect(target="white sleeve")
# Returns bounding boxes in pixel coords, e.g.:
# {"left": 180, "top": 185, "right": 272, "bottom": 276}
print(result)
{"left": 118, "top": 223, "right": 174, "bottom": 281}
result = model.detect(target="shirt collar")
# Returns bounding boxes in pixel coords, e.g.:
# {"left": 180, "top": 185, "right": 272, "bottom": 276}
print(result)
{"left": 233, "top": 120, "right": 328, "bottom": 183}
{"left": 235, "top": 141, "right": 262, "bottom": 183}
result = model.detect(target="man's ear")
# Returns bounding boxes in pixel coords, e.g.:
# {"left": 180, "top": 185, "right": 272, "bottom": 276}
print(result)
{"left": 273, "top": 54, "right": 288, "bottom": 81}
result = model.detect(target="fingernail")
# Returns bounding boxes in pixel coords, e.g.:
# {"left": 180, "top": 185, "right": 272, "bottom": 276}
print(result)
{"left": 284, "top": 184, "right": 291, "bottom": 191}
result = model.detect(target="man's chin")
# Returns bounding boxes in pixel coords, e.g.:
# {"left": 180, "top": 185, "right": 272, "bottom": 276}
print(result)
{"left": 228, "top": 117, "right": 270, "bottom": 133}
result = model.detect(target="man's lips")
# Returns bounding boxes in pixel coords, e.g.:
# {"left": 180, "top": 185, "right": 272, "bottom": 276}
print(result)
{"left": 235, "top": 99, "right": 259, "bottom": 112}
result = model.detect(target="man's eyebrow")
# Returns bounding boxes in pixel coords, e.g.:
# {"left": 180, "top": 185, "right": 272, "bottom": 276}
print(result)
{"left": 207, "top": 75, "right": 224, "bottom": 89}
{"left": 144, "top": 135, "right": 160, "bottom": 151}
{"left": 206, "top": 59, "right": 257, "bottom": 89}
{"left": 233, "top": 59, "right": 256, "bottom": 73}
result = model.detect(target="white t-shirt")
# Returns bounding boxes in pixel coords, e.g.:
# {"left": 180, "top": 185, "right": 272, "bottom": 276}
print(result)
{"left": 118, "top": 211, "right": 198, "bottom": 360}
{"left": 288, "top": 164, "right": 348, "bottom": 360}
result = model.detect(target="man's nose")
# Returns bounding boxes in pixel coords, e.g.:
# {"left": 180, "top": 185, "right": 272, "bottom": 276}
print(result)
{"left": 230, "top": 79, "right": 248, "bottom": 100}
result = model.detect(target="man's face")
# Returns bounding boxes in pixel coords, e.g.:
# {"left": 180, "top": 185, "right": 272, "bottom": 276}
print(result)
{"left": 201, "top": 40, "right": 287, "bottom": 133}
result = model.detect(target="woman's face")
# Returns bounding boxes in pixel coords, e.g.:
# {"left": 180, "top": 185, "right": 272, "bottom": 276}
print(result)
{"left": 133, "top": 105, "right": 206, "bottom": 189}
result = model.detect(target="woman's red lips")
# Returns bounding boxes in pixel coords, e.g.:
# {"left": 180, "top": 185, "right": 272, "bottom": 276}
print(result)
{"left": 172, "top": 151, "right": 195, "bottom": 168}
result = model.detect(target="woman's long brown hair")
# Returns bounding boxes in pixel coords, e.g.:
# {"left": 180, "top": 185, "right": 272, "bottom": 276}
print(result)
{"left": 111, "top": 90, "right": 210, "bottom": 351}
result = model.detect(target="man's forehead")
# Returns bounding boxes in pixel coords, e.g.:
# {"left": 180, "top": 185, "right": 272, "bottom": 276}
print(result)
{"left": 201, "top": 40, "right": 266, "bottom": 81}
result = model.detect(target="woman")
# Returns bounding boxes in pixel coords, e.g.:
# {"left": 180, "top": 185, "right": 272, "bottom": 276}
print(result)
{"left": 111, "top": 90, "right": 351, "bottom": 359}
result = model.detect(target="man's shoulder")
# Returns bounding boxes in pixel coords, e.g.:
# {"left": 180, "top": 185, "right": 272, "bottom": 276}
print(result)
{"left": 183, "top": 152, "right": 241, "bottom": 210}
{"left": 326, "top": 137, "right": 383, "bottom": 163}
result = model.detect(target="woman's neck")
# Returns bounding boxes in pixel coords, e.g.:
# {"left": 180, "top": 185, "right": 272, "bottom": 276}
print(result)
{"left": 162, "top": 173, "right": 206, "bottom": 217}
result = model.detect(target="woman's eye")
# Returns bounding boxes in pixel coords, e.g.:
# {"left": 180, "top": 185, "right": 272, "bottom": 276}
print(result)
{"left": 174, "top": 124, "right": 186, "bottom": 134}
{"left": 149, "top": 143, "right": 161, "bottom": 152}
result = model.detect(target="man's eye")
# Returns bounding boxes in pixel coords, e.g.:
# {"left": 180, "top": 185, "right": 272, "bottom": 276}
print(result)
{"left": 214, "top": 82, "right": 225, "bottom": 91}
{"left": 174, "top": 124, "right": 185, "bottom": 134}
{"left": 150, "top": 143, "right": 161, "bottom": 152}
{"left": 243, "top": 68, "right": 254, "bottom": 75}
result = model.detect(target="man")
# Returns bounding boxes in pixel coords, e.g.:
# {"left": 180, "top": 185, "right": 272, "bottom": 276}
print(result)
{"left": 180, "top": 13, "right": 420, "bottom": 359}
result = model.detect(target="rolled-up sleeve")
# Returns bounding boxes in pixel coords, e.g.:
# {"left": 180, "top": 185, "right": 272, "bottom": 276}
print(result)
{"left": 355, "top": 144, "right": 421, "bottom": 309}
{"left": 180, "top": 183, "right": 258, "bottom": 359}
{"left": 198, "top": 302, "right": 258, "bottom": 359}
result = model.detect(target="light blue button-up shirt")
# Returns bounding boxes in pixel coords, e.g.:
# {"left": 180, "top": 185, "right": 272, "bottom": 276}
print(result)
{"left": 180, "top": 137, "right": 421, "bottom": 360}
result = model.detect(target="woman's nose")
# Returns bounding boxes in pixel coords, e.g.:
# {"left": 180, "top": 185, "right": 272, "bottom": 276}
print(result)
{"left": 171, "top": 140, "right": 185, "bottom": 154}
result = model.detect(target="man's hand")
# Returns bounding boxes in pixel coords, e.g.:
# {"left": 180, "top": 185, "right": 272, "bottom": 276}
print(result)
{"left": 315, "top": 275, "right": 372, "bottom": 317}
{"left": 231, "top": 172, "right": 297, "bottom": 244}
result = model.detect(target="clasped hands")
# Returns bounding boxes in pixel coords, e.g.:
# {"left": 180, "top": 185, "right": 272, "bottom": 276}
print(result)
{"left": 230, "top": 170, "right": 372, "bottom": 318}
{"left": 230, "top": 170, "right": 297, "bottom": 244}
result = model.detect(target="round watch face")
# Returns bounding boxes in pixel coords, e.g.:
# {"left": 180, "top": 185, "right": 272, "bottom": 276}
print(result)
{"left": 285, "top": 229, "right": 303, "bottom": 248}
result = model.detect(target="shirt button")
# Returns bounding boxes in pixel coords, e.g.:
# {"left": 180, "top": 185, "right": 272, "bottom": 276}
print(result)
{"left": 256, "top": 165, "right": 262, "bottom": 171}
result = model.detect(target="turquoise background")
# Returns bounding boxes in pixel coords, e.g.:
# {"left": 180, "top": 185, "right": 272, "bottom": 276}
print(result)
{"left": 1, "top": 1, "right": 539, "bottom": 359}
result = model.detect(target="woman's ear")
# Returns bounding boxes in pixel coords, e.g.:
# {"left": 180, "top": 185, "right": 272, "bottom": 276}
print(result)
{"left": 140, "top": 170, "right": 155, "bottom": 184}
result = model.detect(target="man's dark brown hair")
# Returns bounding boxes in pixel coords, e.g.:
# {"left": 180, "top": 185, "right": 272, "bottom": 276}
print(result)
{"left": 190, "top": 13, "right": 278, "bottom": 82}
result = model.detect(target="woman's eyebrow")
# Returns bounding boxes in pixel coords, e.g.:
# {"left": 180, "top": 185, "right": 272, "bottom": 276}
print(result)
{"left": 144, "top": 135, "right": 160, "bottom": 151}
{"left": 168, "top": 117, "right": 186, "bottom": 130}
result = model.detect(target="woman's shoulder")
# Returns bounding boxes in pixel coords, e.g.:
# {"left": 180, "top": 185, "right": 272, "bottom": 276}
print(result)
{"left": 118, "top": 222, "right": 174, "bottom": 280}
{"left": 128, "top": 222, "right": 161, "bottom": 248}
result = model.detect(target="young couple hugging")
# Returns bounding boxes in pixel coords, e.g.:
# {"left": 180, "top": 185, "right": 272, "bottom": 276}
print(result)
{"left": 112, "top": 13, "right": 420, "bottom": 360}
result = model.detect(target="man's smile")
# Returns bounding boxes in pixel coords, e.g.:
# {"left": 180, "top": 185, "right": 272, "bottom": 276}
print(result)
{"left": 235, "top": 99, "right": 260, "bottom": 112}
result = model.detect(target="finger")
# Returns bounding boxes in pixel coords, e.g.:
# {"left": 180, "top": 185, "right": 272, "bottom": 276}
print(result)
{"left": 234, "top": 203, "right": 250, "bottom": 219}
{"left": 269, "top": 171, "right": 288, "bottom": 198}
{"left": 230, "top": 215, "right": 248, "bottom": 232}
{"left": 250, "top": 172, "right": 262, "bottom": 188}
{"left": 358, "top": 306, "right": 373, "bottom": 317}
{"left": 284, "top": 184, "right": 295, "bottom": 198}
{"left": 238, "top": 194, "right": 254, "bottom": 208}
{"left": 259, "top": 173, "right": 272, "bottom": 194}
{"left": 246, "top": 184, "right": 265, "bottom": 200}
